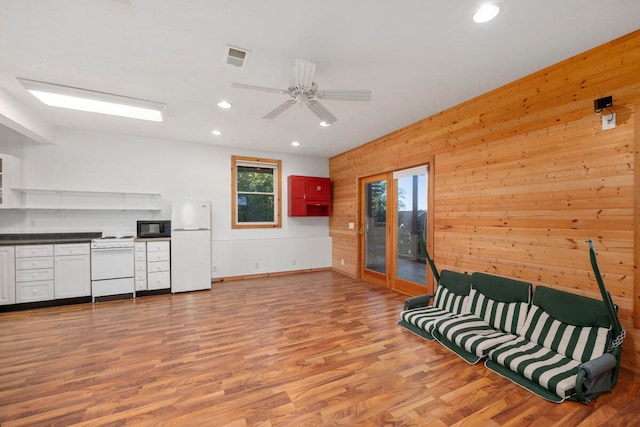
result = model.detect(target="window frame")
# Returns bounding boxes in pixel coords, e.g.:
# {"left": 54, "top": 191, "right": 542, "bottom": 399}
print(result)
{"left": 231, "top": 155, "right": 282, "bottom": 229}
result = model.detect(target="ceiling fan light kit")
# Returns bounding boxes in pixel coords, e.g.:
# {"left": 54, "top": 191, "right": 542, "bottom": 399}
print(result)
{"left": 231, "top": 58, "right": 372, "bottom": 126}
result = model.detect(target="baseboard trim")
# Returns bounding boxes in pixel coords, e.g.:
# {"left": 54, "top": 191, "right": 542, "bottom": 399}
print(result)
{"left": 216, "top": 267, "right": 332, "bottom": 282}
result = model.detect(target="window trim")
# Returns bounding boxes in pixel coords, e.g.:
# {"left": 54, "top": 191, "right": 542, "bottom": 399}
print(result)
{"left": 231, "top": 155, "right": 282, "bottom": 229}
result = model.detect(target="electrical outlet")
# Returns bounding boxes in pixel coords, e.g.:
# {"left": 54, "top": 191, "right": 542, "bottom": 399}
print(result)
{"left": 255, "top": 262, "right": 259, "bottom": 269}
{"left": 602, "top": 113, "right": 616, "bottom": 130}
{"left": 292, "top": 259, "right": 296, "bottom": 266}
{"left": 212, "top": 265, "right": 217, "bottom": 273}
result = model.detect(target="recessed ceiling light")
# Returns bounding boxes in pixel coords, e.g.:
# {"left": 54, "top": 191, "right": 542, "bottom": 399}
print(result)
{"left": 473, "top": 3, "right": 500, "bottom": 23}
{"left": 17, "top": 78, "right": 167, "bottom": 122}
{"left": 319, "top": 121, "right": 331, "bottom": 127}
{"left": 217, "top": 100, "right": 231, "bottom": 109}
{"left": 291, "top": 141, "right": 300, "bottom": 147}
{"left": 211, "top": 129, "right": 222, "bottom": 136}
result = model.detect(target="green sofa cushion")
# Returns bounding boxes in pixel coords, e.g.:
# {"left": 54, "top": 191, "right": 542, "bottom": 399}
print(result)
{"left": 439, "top": 270, "right": 472, "bottom": 296}
{"left": 471, "top": 272, "right": 532, "bottom": 303}
{"left": 532, "top": 286, "right": 610, "bottom": 328}
{"left": 487, "top": 337, "right": 581, "bottom": 400}
{"left": 433, "top": 313, "right": 518, "bottom": 361}
{"left": 467, "top": 288, "right": 529, "bottom": 334}
{"left": 521, "top": 304, "right": 609, "bottom": 363}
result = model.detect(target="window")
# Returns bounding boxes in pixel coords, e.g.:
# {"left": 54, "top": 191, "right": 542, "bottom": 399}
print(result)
{"left": 231, "top": 155, "right": 282, "bottom": 229}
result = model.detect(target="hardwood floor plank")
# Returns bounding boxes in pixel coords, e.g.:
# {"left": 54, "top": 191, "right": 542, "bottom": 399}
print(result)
{"left": 1, "top": 270, "right": 639, "bottom": 426}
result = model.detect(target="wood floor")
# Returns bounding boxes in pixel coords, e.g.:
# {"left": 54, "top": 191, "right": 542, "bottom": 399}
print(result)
{"left": 1, "top": 271, "right": 639, "bottom": 426}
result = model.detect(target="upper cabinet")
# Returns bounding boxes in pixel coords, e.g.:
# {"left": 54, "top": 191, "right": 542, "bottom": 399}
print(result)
{"left": 288, "top": 175, "right": 331, "bottom": 217}
{"left": 0, "top": 154, "right": 23, "bottom": 209}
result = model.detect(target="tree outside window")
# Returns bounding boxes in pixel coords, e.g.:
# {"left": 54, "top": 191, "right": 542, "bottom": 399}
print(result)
{"left": 231, "top": 156, "right": 282, "bottom": 229}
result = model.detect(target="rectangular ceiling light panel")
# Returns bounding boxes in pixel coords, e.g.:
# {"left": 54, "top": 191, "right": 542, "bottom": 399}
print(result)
{"left": 17, "top": 78, "right": 167, "bottom": 122}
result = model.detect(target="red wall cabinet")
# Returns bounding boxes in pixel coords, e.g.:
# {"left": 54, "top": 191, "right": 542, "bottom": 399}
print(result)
{"left": 288, "top": 175, "right": 331, "bottom": 217}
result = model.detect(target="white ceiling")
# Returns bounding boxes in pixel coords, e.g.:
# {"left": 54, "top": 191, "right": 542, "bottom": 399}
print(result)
{"left": 1, "top": 0, "right": 639, "bottom": 158}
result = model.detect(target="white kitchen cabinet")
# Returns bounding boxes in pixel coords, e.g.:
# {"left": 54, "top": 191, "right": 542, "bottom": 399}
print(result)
{"left": 0, "top": 246, "right": 16, "bottom": 305}
{"left": 0, "top": 154, "right": 23, "bottom": 209}
{"left": 54, "top": 243, "right": 90, "bottom": 299}
{"left": 134, "top": 242, "right": 147, "bottom": 291}
{"left": 136, "top": 240, "right": 171, "bottom": 291}
{"left": 15, "top": 244, "right": 54, "bottom": 303}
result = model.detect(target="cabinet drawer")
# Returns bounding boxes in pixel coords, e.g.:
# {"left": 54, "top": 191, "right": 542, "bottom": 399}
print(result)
{"left": 16, "top": 256, "right": 54, "bottom": 270}
{"left": 16, "top": 280, "right": 54, "bottom": 303}
{"left": 148, "top": 260, "right": 170, "bottom": 273}
{"left": 135, "top": 261, "right": 147, "bottom": 272}
{"left": 16, "top": 245, "right": 54, "bottom": 257}
{"left": 134, "top": 242, "right": 147, "bottom": 252}
{"left": 147, "top": 251, "right": 169, "bottom": 262}
{"left": 147, "top": 241, "right": 170, "bottom": 252}
{"left": 16, "top": 268, "right": 54, "bottom": 282}
{"left": 54, "top": 243, "right": 90, "bottom": 256}
{"left": 135, "top": 280, "right": 148, "bottom": 291}
{"left": 148, "top": 271, "right": 170, "bottom": 290}
{"left": 135, "top": 271, "right": 147, "bottom": 281}
{"left": 135, "top": 251, "right": 147, "bottom": 262}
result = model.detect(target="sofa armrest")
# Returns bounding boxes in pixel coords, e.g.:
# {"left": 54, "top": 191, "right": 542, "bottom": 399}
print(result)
{"left": 403, "top": 294, "right": 434, "bottom": 310}
{"left": 576, "top": 353, "right": 618, "bottom": 403}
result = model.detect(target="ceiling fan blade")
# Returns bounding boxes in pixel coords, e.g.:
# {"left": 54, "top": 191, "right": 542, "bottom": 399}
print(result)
{"left": 231, "top": 82, "right": 288, "bottom": 94}
{"left": 307, "top": 100, "right": 338, "bottom": 125}
{"left": 262, "top": 100, "right": 296, "bottom": 119}
{"left": 294, "top": 59, "right": 316, "bottom": 90}
{"left": 316, "top": 90, "right": 372, "bottom": 102}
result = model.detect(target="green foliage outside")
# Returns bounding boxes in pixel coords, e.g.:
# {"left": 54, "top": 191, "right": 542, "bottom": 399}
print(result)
{"left": 237, "top": 166, "right": 275, "bottom": 222}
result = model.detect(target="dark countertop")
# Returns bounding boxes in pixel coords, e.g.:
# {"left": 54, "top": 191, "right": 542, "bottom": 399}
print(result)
{"left": 0, "top": 232, "right": 102, "bottom": 246}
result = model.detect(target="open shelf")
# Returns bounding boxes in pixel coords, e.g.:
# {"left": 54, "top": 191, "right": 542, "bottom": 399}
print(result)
{"left": 12, "top": 187, "right": 162, "bottom": 211}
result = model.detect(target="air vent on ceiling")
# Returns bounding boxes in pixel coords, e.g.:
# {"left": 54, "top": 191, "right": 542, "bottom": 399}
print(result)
{"left": 225, "top": 45, "right": 250, "bottom": 68}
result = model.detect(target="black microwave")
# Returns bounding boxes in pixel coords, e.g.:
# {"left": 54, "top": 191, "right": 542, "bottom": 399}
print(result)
{"left": 137, "top": 220, "right": 171, "bottom": 238}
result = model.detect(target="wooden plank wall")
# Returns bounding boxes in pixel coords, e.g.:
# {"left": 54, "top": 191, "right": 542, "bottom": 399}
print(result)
{"left": 329, "top": 30, "right": 640, "bottom": 373}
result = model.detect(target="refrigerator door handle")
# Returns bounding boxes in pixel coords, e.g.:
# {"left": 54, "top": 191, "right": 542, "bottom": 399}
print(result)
{"left": 174, "top": 228, "right": 209, "bottom": 231}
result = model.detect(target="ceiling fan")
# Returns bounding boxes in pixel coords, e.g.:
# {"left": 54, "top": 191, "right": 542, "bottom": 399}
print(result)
{"left": 231, "top": 59, "right": 371, "bottom": 126}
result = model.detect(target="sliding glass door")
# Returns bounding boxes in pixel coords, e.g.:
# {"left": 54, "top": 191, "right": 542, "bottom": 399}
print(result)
{"left": 392, "top": 166, "right": 431, "bottom": 295}
{"left": 359, "top": 163, "right": 434, "bottom": 295}
{"left": 360, "top": 174, "right": 389, "bottom": 286}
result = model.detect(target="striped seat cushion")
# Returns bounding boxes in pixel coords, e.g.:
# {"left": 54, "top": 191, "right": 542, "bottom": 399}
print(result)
{"left": 399, "top": 286, "right": 469, "bottom": 334}
{"left": 433, "top": 313, "right": 518, "bottom": 358}
{"left": 521, "top": 305, "right": 609, "bottom": 363}
{"left": 434, "top": 285, "right": 468, "bottom": 313}
{"left": 400, "top": 306, "right": 458, "bottom": 334}
{"left": 468, "top": 288, "right": 529, "bottom": 334}
{"left": 488, "top": 337, "right": 581, "bottom": 399}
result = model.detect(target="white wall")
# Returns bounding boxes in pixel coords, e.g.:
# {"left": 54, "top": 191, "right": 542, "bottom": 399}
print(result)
{"left": 0, "top": 128, "right": 331, "bottom": 277}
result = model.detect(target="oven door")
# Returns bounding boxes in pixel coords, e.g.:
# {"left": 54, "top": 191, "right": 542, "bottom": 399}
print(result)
{"left": 91, "top": 247, "right": 134, "bottom": 280}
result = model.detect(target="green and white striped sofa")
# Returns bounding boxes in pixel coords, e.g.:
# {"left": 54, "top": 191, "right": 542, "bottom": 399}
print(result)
{"left": 430, "top": 272, "right": 532, "bottom": 364}
{"left": 399, "top": 241, "right": 622, "bottom": 403}
{"left": 397, "top": 270, "right": 472, "bottom": 340}
{"left": 485, "top": 285, "right": 615, "bottom": 403}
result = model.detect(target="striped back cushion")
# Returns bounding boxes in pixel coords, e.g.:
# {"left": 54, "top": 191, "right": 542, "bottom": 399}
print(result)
{"left": 468, "top": 288, "right": 528, "bottom": 334}
{"left": 434, "top": 286, "right": 468, "bottom": 315}
{"left": 521, "top": 305, "right": 609, "bottom": 363}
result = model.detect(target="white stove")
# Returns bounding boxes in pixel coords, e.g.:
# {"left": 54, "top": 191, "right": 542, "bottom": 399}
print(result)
{"left": 91, "top": 235, "right": 136, "bottom": 300}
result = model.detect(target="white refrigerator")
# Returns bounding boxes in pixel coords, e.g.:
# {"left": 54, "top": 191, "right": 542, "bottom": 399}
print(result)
{"left": 171, "top": 201, "right": 212, "bottom": 293}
